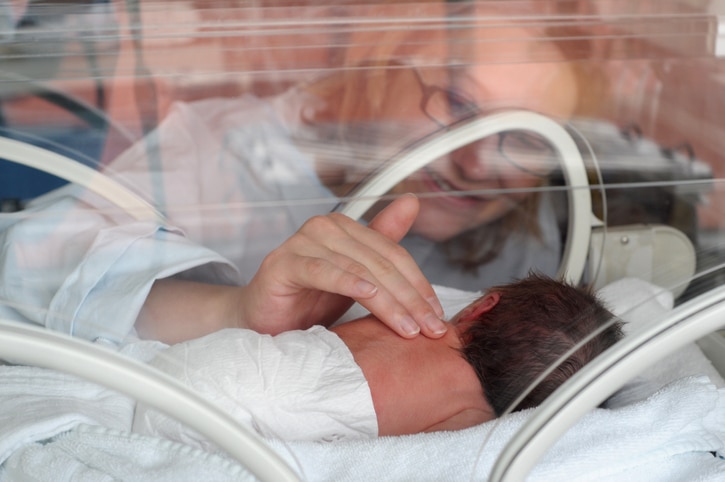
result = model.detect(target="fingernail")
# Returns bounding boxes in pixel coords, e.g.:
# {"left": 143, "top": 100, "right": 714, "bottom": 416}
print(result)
{"left": 399, "top": 315, "right": 420, "bottom": 337}
{"left": 425, "top": 314, "right": 448, "bottom": 335}
{"left": 427, "top": 296, "right": 445, "bottom": 318}
{"left": 355, "top": 280, "right": 378, "bottom": 297}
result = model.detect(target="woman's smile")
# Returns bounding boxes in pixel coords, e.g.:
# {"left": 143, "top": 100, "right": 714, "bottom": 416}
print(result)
{"left": 420, "top": 166, "right": 498, "bottom": 210}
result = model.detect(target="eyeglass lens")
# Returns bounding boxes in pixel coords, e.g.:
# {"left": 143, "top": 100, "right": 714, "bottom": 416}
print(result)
{"left": 413, "top": 67, "right": 558, "bottom": 178}
{"left": 499, "top": 131, "right": 558, "bottom": 177}
{"left": 423, "top": 88, "right": 480, "bottom": 127}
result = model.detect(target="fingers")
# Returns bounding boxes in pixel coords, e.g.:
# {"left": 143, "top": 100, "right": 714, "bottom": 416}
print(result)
{"left": 294, "top": 244, "right": 444, "bottom": 338}
{"left": 295, "top": 199, "right": 446, "bottom": 338}
{"left": 367, "top": 193, "right": 420, "bottom": 242}
{"left": 353, "top": 195, "right": 445, "bottom": 319}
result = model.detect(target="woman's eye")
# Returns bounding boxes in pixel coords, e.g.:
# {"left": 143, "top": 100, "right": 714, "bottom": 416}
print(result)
{"left": 507, "top": 133, "right": 551, "bottom": 153}
{"left": 446, "top": 90, "right": 477, "bottom": 118}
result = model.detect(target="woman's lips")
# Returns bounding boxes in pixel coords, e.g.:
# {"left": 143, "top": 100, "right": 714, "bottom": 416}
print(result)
{"left": 420, "top": 167, "right": 494, "bottom": 208}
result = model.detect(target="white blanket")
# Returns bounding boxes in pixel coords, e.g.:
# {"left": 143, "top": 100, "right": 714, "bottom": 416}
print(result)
{"left": 1, "top": 279, "right": 724, "bottom": 481}
{"left": 266, "top": 376, "right": 725, "bottom": 481}
{"left": 1, "top": 376, "right": 723, "bottom": 481}
{"left": 0, "top": 366, "right": 135, "bottom": 465}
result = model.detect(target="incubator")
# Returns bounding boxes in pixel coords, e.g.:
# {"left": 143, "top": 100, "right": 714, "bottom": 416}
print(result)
{"left": 0, "top": 1, "right": 724, "bottom": 481}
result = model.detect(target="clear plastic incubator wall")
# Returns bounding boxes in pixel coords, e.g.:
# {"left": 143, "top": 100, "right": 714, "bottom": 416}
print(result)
{"left": 1, "top": 1, "right": 724, "bottom": 481}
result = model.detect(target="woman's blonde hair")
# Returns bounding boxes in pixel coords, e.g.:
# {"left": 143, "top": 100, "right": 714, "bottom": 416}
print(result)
{"left": 301, "top": 2, "right": 608, "bottom": 271}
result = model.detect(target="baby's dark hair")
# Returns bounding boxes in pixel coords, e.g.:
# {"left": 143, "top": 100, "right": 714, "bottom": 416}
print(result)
{"left": 460, "top": 273, "right": 624, "bottom": 416}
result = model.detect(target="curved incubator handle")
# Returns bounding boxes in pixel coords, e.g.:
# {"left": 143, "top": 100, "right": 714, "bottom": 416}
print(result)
{"left": 0, "top": 135, "right": 165, "bottom": 223}
{"left": 0, "top": 320, "right": 302, "bottom": 482}
{"left": 335, "top": 110, "right": 593, "bottom": 285}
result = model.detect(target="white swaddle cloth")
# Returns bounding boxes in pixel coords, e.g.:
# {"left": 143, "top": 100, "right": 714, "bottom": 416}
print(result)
{"left": 132, "top": 325, "right": 377, "bottom": 448}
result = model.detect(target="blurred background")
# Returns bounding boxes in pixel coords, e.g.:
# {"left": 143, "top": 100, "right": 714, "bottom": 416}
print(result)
{"left": 1, "top": 0, "right": 723, "bottom": 300}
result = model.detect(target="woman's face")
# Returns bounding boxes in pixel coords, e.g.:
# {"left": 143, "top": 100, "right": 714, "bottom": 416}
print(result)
{"left": 389, "top": 46, "right": 579, "bottom": 242}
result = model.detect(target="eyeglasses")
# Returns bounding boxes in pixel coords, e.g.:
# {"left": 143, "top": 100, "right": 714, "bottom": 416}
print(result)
{"left": 410, "top": 65, "right": 556, "bottom": 178}
{"left": 412, "top": 68, "right": 480, "bottom": 126}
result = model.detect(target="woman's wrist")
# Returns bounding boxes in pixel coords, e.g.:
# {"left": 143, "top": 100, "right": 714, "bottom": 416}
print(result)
{"left": 136, "top": 278, "right": 245, "bottom": 344}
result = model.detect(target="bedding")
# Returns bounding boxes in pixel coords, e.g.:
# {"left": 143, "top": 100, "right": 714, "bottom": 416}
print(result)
{"left": 1, "top": 375, "right": 722, "bottom": 482}
{"left": 598, "top": 277, "right": 725, "bottom": 407}
{"left": 0, "top": 279, "right": 723, "bottom": 481}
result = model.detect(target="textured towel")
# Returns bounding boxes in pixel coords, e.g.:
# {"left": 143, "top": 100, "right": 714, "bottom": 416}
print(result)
{"left": 0, "top": 338, "right": 164, "bottom": 465}
{"left": 264, "top": 376, "right": 725, "bottom": 481}
{"left": 598, "top": 277, "right": 725, "bottom": 407}
{"left": 4, "top": 376, "right": 722, "bottom": 482}
{"left": 0, "top": 425, "right": 256, "bottom": 482}
{"left": 0, "top": 365, "right": 135, "bottom": 465}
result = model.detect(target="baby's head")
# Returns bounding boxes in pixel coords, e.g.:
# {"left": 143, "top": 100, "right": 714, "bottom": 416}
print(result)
{"left": 453, "top": 273, "right": 624, "bottom": 416}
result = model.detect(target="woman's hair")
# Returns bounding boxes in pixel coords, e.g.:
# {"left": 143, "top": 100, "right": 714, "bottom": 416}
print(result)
{"left": 460, "top": 273, "right": 624, "bottom": 416}
{"left": 441, "top": 4, "right": 608, "bottom": 271}
{"left": 443, "top": 194, "right": 542, "bottom": 271}
{"left": 300, "top": 2, "right": 608, "bottom": 270}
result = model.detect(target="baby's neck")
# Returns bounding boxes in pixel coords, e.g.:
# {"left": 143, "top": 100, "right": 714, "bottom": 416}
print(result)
{"left": 331, "top": 317, "right": 488, "bottom": 436}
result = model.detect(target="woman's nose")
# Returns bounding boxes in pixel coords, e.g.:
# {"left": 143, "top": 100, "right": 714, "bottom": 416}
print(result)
{"left": 451, "top": 141, "right": 499, "bottom": 182}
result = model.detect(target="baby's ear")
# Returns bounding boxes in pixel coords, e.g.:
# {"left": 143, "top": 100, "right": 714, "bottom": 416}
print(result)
{"left": 474, "top": 292, "right": 500, "bottom": 315}
{"left": 452, "top": 292, "right": 500, "bottom": 325}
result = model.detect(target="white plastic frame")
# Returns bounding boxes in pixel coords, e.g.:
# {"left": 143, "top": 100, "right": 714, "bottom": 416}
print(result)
{"left": 336, "top": 110, "right": 592, "bottom": 285}
{"left": 0, "top": 136, "right": 164, "bottom": 222}
{"left": 0, "top": 319, "right": 301, "bottom": 482}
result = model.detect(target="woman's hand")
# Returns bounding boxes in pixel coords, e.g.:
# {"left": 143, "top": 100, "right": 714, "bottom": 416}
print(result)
{"left": 238, "top": 194, "right": 447, "bottom": 338}
{"left": 136, "top": 195, "right": 447, "bottom": 344}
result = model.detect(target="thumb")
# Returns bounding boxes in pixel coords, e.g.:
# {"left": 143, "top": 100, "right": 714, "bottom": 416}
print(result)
{"left": 367, "top": 194, "right": 420, "bottom": 242}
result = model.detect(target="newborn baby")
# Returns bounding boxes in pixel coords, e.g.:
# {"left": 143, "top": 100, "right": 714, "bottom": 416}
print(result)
{"left": 133, "top": 274, "right": 623, "bottom": 449}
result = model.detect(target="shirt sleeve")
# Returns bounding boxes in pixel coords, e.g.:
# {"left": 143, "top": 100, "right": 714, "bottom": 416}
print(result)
{"left": 0, "top": 94, "right": 329, "bottom": 343}
{"left": 133, "top": 326, "right": 377, "bottom": 445}
{"left": 0, "top": 195, "right": 240, "bottom": 343}
{"left": 0, "top": 99, "right": 254, "bottom": 343}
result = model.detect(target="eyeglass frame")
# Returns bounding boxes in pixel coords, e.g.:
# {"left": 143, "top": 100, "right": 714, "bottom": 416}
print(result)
{"left": 408, "top": 63, "right": 556, "bottom": 178}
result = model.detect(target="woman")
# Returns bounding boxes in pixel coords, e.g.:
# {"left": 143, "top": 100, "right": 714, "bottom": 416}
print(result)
{"left": 299, "top": 22, "right": 582, "bottom": 290}
{"left": 0, "top": 5, "right": 593, "bottom": 344}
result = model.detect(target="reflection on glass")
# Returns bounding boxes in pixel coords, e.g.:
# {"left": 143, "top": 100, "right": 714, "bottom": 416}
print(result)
{"left": 0, "top": 1, "right": 724, "bottom": 481}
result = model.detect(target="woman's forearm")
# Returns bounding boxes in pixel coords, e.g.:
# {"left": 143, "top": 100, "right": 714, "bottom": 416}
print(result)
{"left": 135, "top": 278, "right": 243, "bottom": 344}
